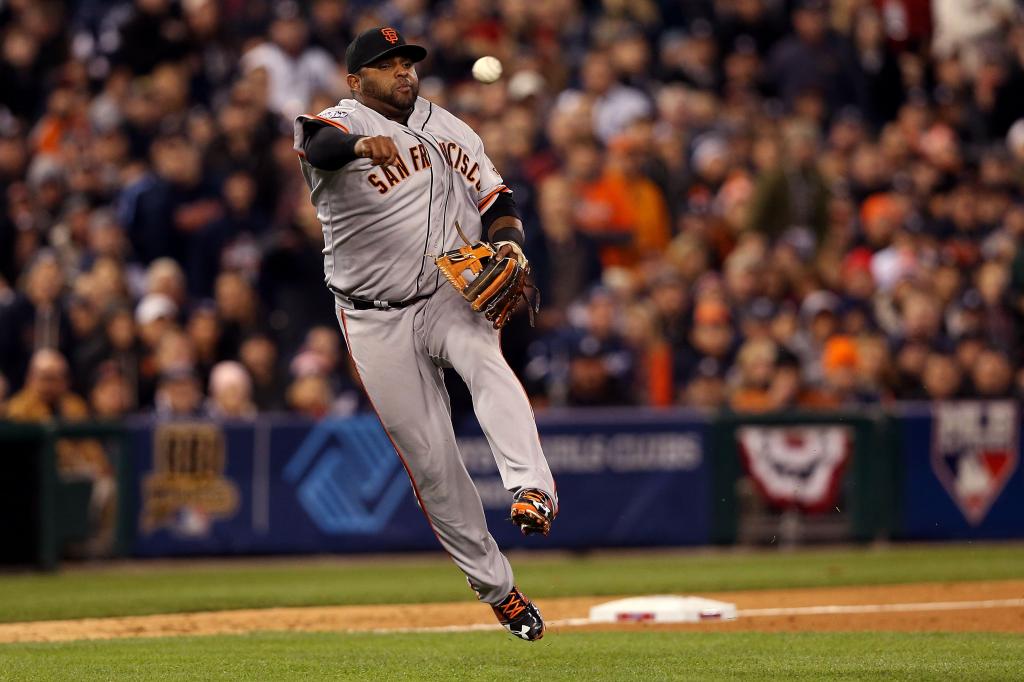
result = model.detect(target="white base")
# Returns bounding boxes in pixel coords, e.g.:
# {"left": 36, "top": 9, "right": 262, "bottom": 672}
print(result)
{"left": 588, "top": 595, "right": 738, "bottom": 623}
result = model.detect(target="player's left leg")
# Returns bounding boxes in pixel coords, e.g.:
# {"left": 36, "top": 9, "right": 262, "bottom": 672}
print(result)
{"left": 337, "top": 303, "right": 516, "bottom": 604}
{"left": 421, "top": 286, "right": 557, "bottom": 512}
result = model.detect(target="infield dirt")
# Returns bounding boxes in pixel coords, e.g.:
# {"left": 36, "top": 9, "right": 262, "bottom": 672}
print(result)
{"left": 1, "top": 580, "right": 1021, "bottom": 643}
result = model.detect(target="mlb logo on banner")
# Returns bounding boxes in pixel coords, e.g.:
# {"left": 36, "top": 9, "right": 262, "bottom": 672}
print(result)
{"left": 932, "top": 401, "right": 1019, "bottom": 526}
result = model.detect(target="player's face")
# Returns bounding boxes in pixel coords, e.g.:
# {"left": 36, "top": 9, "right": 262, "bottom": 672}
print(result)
{"left": 358, "top": 55, "right": 420, "bottom": 112}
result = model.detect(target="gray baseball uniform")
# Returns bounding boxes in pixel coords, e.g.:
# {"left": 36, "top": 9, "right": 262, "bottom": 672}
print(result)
{"left": 294, "top": 97, "right": 556, "bottom": 604}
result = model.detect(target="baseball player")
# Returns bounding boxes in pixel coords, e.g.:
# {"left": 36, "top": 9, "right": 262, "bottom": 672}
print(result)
{"left": 293, "top": 27, "right": 557, "bottom": 641}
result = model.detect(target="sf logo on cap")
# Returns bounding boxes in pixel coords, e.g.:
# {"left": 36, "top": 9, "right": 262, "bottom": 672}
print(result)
{"left": 381, "top": 27, "right": 399, "bottom": 44}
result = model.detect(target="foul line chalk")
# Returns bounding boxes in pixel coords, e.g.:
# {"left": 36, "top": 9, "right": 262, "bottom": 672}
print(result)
{"left": 736, "top": 598, "right": 1024, "bottom": 618}
{"left": 365, "top": 598, "right": 1024, "bottom": 635}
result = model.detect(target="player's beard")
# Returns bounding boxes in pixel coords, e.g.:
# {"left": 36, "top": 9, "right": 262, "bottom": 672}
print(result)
{"left": 362, "top": 77, "right": 419, "bottom": 112}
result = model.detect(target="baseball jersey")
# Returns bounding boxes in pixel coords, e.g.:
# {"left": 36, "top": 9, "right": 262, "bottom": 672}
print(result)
{"left": 294, "top": 97, "right": 512, "bottom": 303}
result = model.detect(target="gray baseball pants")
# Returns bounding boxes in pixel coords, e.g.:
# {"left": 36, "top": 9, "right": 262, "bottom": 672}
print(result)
{"left": 336, "top": 283, "right": 556, "bottom": 605}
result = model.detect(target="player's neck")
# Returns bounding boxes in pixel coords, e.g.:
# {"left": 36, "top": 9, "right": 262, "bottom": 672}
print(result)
{"left": 357, "top": 94, "right": 414, "bottom": 125}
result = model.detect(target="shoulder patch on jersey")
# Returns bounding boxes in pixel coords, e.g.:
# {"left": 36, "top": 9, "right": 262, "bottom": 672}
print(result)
{"left": 318, "top": 108, "right": 351, "bottom": 120}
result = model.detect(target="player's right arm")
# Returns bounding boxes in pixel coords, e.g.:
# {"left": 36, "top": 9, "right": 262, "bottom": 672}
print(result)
{"left": 294, "top": 105, "right": 399, "bottom": 170}
{"left": 304, "top": 127, "right": 400, "bottom": 170}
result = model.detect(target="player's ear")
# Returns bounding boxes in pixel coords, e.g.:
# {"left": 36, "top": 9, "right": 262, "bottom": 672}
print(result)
{"left": 346, "top": 72, "right": 361, "bottom": 95}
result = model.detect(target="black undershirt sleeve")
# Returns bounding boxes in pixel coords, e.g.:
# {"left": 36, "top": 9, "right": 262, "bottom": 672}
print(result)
{"left": 303, "top": 124, "right": 363, "bottom": 171}
{"left": 483, "top": 193, "right": 524, "bottom": 248}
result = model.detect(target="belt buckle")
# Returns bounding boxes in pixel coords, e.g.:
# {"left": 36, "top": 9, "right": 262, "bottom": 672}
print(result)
{"left": 372, "top": 300, "right": 391, "bottom": 310}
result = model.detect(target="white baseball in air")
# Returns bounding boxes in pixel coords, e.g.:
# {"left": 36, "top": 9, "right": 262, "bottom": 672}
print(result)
{"left": 472, "top": 56, "right": 503, "bottom": 83}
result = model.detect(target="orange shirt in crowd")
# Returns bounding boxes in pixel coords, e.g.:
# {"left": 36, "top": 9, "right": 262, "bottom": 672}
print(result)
{"left": 729, "top": 388, "right": 775, "bottom": 412}
{"left": 644, "top": 341, "right": 675, "bottom": 407}
{"left": 5, "top": 389, "right": 89, "bottom": 421}
{"left": 576, "top": 169, "right": 671, "bottom": 269}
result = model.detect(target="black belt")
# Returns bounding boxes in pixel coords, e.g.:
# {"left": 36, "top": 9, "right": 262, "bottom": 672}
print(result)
{"left": 330, "top": 285, "right": 429, "bottom": 311}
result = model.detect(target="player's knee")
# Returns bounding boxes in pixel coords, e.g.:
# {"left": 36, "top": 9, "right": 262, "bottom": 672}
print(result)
{"left": 449, "top": 336, "right": 506, "bottom": 375}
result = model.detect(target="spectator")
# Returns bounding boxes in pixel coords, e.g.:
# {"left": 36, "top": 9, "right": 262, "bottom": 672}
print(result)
{"left": 526, "top": 289, "right": 633, "bottom": 407}
{"left": 792, "top": 290, "right": 840, "bottom": 385}
{"left": 723, "top": 246, "right": 764, "bottom": 309}
{"left": 922, "top": 353, "right": 963, "bottom": 401}
{"left": 240, "top": 334, "right": 287, "bottom": 411}
{"left": 108, "top": 0, "right": 189, "bottom": 76}
{"left": 101, "top": 305, "right": 143, "bottom": 411}
{"left": 144, "top": 258, "right": 188, "bottom": 309}
{"left": 212, "top": 171, "right": 272, "bottom": 264}
{"left": 300, "top": 326, "right": 343, "bottom": 383}
{"left": 621, "top": 302, "right": 674, "bottom": 406}
{"left": 680, "top": 298, "right": 737, "bottom": 400}
{"left": 5, "top": 349, "right": 87, "bottom": 420}
{"left": 187, "top": 303, "right": 222, "bottom": 382}
{"left": 558, "top": 51, "right": 652, "bottom": 144}
{"left": 0, "top": 22, "right": 48, "bottom": 120}
{"left": 565, "top": 340, "right": 622, "bottom": 407}
{"left": 660, "top": 21, "right": 721, "bottom": 91}
{"left": 135, "top": 293, "right": 178, "bottom": 351}
{"left": 67, "top": 292, "right": 107, "bottom": 394}
{"left": 287, "top": 374, "right": 333, "bottom": 419}
{"left": 766, "top": 0, "right": 862, "bottom": 116}
{"left": 855, "top": 333, "right": 895, "bottom": 399}
{"left": 89, "top": 363, "right": 134, "bottom": 419}
{"left": 729, "top": 338, "right": 780, "bottom": 412}
{"left": 181, "top": 0, "right": 235, "bottom": 105}
{"left": 572, "top": 133, "right": 671, "bottom": 269}
{"left": 971, "top": 348, "right": 1015, "bottom": 398}
{"left": 154, "top": 329, "right": 196, "bottom": 379}
{"left": 0, "top": 251, "right": 73, "bottom": 389}
{"left": 684, "top": 357, "right": 728, "bottom": 410}
{"left": 215, "top": 271, "right": 264, "bottom": 355}
{"left": 135, "top": 292, "right": 179, "bottom": 406}
{"left": 5, "top": 347, "right": 115, "bottom": 557}
{"left": 718, "top": 0, "right": 785, "bottom": 57}
{"left": 206, "top": 361, "right": 256, "bottom": 419}
{"left": 154, "top": 367, "right": 203, "bottom": 418}
{"left": 802, "top": 335, "right": 877, "bottom": 407}
{"left": 123, "top": 134, "right": 223, "bottom": 280}
{"left": 529, "top": 173, "right": 602, "bottom": 328}
{"left": 239, "top": 2, "right": 341, "bottom": 120}
{"left": 851, "top": 6, "right": 904, "bottom": 126}
{"left": 259, "top": 201, "right": 340, "bottom": 352}
{"left": 1, "top": 0, "right": 1023, "bottom": 416}
{"left": 748, "top": 120, "right": 830, "bottom": 251}
{"left": 974, "top": 260, "right": 1019, "bottom": 355}
{"left": 932, "top": 0, "right": 1016, "bottom": 75}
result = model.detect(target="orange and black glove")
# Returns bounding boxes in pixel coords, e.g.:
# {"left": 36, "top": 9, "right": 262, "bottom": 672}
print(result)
{"left": 434, "top": 241, "right": 539, "bottom": 329}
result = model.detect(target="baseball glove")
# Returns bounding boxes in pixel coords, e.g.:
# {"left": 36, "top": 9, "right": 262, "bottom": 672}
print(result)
{"left": 434, "top": 240, "right": 539, "bottom": 329}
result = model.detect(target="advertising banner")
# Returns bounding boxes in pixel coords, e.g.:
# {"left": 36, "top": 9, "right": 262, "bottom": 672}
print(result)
{"left": 899, "top": 401, "right": 1024, "bottom": 539}
{"left": 129, "top": 410, "right": 710, "bottom": 556}
{"left": 737, "top": 425, "right": 852, "bottom": 513}
{"left": 465, "top": 410, "right": 709, "bottom": 549}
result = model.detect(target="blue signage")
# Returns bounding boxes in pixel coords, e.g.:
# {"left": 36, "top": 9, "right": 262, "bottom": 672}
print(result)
{"left": 129, "top": 410, "right": 711, "bottom": 556}
{"left": 899, "top": 402, "right": 1024, "bottom": 539}
{"left": 284, "top": 417, "right": 410, "bottom": 535}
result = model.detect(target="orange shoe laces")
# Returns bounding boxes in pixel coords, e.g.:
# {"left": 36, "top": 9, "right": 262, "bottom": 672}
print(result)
{"left": 498, "top": 590, "right": 528, "bottom": 620}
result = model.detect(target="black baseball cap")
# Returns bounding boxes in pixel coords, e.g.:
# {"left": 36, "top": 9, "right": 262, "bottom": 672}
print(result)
{"left": 346, "top": 26, "right": 427, "bottom": 74}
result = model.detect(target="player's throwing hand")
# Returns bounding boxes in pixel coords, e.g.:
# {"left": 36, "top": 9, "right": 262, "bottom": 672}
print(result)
{"left": 354, "top": 135, "right": 400, "bottom": 167}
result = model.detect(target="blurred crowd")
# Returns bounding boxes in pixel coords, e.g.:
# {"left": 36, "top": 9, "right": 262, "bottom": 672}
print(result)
{"left": 2, "top": 0, "right": 1024, "bottom": 423}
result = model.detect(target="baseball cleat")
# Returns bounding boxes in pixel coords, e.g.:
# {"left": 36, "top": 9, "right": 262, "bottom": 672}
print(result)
{"left": 510, "top": 488, "right": 557, "bottom": 536}
{"left": 492, "top": 586, "right": 545, "bottom": 641}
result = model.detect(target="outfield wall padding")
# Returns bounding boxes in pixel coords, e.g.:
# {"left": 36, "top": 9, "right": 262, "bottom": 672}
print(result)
{"left": 3, "top": 401, "right": 1023, "bottom": 563}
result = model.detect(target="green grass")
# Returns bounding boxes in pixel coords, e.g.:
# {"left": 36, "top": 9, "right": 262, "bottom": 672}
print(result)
{"left": 1, "top": 631, "right": 1021, "bottom": 681}
{"left": 0, "top": 543, "right": 1022, "bottom": 623}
